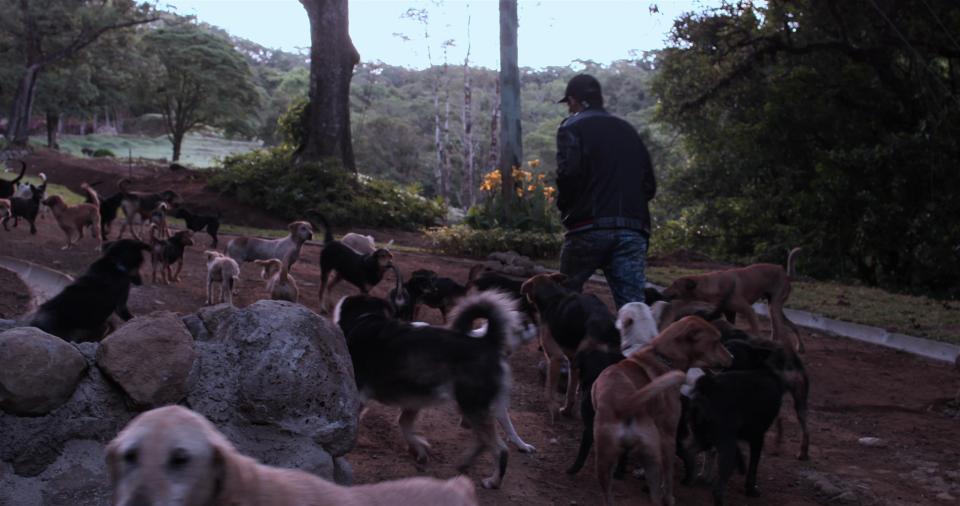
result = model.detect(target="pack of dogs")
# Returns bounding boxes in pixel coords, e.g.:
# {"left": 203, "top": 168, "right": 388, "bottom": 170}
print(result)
{"left": 3, "top": 159, "right": 825, "bottom": 505}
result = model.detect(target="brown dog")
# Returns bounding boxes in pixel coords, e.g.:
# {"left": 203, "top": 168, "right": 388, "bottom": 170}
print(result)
{"left": 661, "top": 263, "right": 805, "bottom": 352}
{"left": 254, "top": 253, "right": 299, "bottom": 303}
{"left": 42, "top": 184, "right": 102, "bottom": 251}
{"left": 116, "top": 179, "right": 182, "bottom": 241}
{"left": 590, "top": 316, "right": 733, "bottom": 506}
{"left": 521, "top": 272, "right": 622, "bottom": 422}
{"left": 107, "top": 405, "right": 479, "bottom": 506}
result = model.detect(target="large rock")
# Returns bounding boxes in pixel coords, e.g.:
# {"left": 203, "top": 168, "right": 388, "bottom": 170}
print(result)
{"left": 0, "top": 320, "right": 15, "bottom": 332}
{"left": 189, "top": 300, "right": 359, "bottom": 459}
{"left": 0, "top": 343, "right": 131, "bottom": 477}
{"left": 0, "top": 327, "right": 87, "bottom": 416}
{"left": 96, "top": 312, "right": 196, "bottom": 407}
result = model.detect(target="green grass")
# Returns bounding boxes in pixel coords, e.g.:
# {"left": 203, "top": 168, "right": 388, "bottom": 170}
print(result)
{"left": 31, "top": 133, "right": 262, "bottom": 168}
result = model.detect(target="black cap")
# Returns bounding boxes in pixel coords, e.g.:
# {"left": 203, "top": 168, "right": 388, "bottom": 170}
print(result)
{"left": 558, "top": 74, "right": 603, "bottom": 104}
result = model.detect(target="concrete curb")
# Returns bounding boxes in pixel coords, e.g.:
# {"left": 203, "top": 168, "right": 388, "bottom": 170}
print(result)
{"left": 0, "top": 256, "right": 74, "bottom": 309}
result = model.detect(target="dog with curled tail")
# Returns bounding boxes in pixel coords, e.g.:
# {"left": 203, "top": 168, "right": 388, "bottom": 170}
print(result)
{"left": 107, "top": 405, "right": 479, "bottom": 506}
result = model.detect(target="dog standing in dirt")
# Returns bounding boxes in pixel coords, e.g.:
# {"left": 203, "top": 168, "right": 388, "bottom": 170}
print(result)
{"left": 42, "top": 182, "right": 103, "bottom": 251}
{"left": 254, "top": 251, "right": 299, "bottom": 303}
{"left": 107, "top": 405, "right": 480, "bottom": 506}
{"left": 315, "top": 213, "right": 393, "bottom": 313}
{"left": 116, "top": 179, "right": 182, "bottom": 240}
{"left": 661, "top": 248, "right": 805, "bottom": 352}
{"left": 0, "top": 199, "right": 10, "bottom": 221}
{"left": 521, "top": 272, "right": 622, "bottom": 422}
{"left": 149, "top": 227, "right": 195, "bottom": 284}
{"left": 335, "top": 290, "right": 520, "bottom": 489}
{"left": 83, "top": 182, "right": 125, "bottom": 239}
{"left": 29, "top": 239, "right": 151, "bottom": 341}
{"left": 2, "top": 172, "right": 46, "bottom": 234}
{"left": 590, "top": 316, "right": 734, "bottom": 506}
{"left": 0, "top": 160, "right": 27, "bottom": 199}
{"left": 173, "top": 206, "right": 221, "bottom": 247}
{"left": 204, "top": 250, "right": 240, "bottom": 306}
{"left": 226, "top": 221, "right": 313, "bottom": 268}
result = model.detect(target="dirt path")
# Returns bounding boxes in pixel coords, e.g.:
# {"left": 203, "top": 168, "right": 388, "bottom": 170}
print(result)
{"left": 1, "top": 152, "right": 958, "bottom": 505}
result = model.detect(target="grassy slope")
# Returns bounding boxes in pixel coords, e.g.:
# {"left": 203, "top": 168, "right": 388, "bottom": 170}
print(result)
{"left": 30, "top": 134, "right": 261, "bottom": 168}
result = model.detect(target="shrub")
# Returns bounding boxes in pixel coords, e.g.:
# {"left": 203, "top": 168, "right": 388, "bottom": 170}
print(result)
{"left": 209, "top": 147, "right": 444, "bottom": 230}
{"left": 425, "top": 224, "right": 562, "bottom": 259}
{"left": 466, "top": 163, "right": 562, "bottom": 233}
{"left": 92, "top": 148, "right": 116, "bottom": 158}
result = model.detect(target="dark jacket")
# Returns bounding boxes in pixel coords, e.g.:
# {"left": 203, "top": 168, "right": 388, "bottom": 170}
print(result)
{"left": 555, "top": 107, "right": 656, "bottom": 234}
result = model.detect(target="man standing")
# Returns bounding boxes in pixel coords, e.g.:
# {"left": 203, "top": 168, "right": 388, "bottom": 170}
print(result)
{"left": 555, "top": 74, "right": 656, "bottom": 308}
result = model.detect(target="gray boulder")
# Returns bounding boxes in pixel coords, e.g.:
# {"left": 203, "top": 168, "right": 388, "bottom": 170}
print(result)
{"left": 0, "top": 320, "right": 15, "bottom": 332}
{"left": 0, "top": 327, "right": 87, "bottom": 416}
{"left": 96, "top": 311, "right": 196, "bottom": 407}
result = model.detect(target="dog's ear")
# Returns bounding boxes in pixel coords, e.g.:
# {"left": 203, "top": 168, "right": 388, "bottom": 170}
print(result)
{"left": 616, "top": 317, "right": 633, "bottom": 332}
{"left": 548, "top": 272, "right": 568, "bottom": 284}
{"left": 520, "top": 278, "right": 536, "bottom": 303}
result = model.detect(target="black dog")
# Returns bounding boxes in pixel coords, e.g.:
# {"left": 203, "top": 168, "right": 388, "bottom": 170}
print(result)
{"left": 386, "top": 264, "right": 412, "bottom": 317}
{"left": 150, "top": 229, "right": 195, "bottom": 284}
{"left": 315, "top": 213, "right": 393, "bottom": 311}
{"left": 83, "top": 182, "right": 124, "bottom": 238}
{"left": 401, "top": 268, "right": 467, "bottom": 321}
{"left": 683, "top": 369, "right": 784, "bottom": 506}
{"left": 388, "top": 269, "right": 436, "bottom": 320}
{"left": 565, "top": 347, "right": 625, "bottom": 475}
{"left": 712, "top": 319, "right": 811, "bottom": 460}
{"left": 334, "top": 290, "right": 519, "bottom": 489}
{"left": 117, "top": 179, "right": 182, "bottom": 240}
{"left": 172, "top": 206, "right": 221, "bottom": 247}
{"left": 29, "top": 239, "right": 151, "bottom": 341}
{"left": 0, "top": 160, "right": 27, "bottom": 199}
{"left": 2, "top": 174, "right": 46, "bottom": 234}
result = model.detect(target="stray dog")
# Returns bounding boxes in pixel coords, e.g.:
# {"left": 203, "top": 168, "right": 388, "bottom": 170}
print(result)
{"left": 148, "top": 202, "right": 171, "bottom": 239}
{"left": 0, "top": 199, "right": 10, "bottom": 221}
{"left": 83, "top": 182, "right": 125, "bottom": 239}
{"left": 204, "top": 250, "right": 240, "bottom": 306}
{"left": 226, "top": 220, "right": 313, "bottom": 267}
{"left": 315, "top": 214, "right": 392, "bottom": 312}
{"left": 389, "top": 269, "right": 439, "bottom": 321}
{"left": 386, "top": 264, "right": 413, "bottom": 317}
{"left": 116, "top": 179, "right": 182, "bottom": 240}
{"left": 173, "top": 206, "right": 221, "bottom": 247}
{"left": 340, "top": 232, "right": 393, "bottom": 254}
{"left": 407, "top": 268, "right": 468, "bottom": 321}
{"left": 0, "top": 160, "right": 26, "bottom": 199}
{"left": 149, "top": 227, "right": 194, "bottom": 284}
{"left": 107, "top": 405, "right": 479, "bottom": 506}
{"left": 2, "top": 173, "right": 46, "bottom": 234}
{"left": 713, "top": 319, "right": 811, "bottom": 461}
{"left": 565, "top": 347, "right": 625, "bottom": 476}
{"left": 467, "top": 264, "right": 539, "bottom": 330}
{"left": 682, "top": 369, "right": 784, "bottom": 506}
{"left": 520, "top": 272, "right": 622, "bottom": 422}
{"left": 590, "top": 316, "right": 733, "bottom": 506}
{"left": 43, "top": 183, "right": 103, "bottom": 251}
{"left": 29, "top": 239, "right": 151, "bottom": 341}
{"left": 661, "top": 255, "right": 805, "bottom": 352}
{"left": 334, "top": 291, "right": 519, "bottom": 489}
{"left": 617, "top": 301, "right": 662, "bottom": 356}
{"left": 254, "top": 253, "right": 299, "bottom": 303}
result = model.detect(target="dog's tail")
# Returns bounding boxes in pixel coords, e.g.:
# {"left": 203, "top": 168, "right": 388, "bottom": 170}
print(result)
{"left": 310, "top": 211, "right": 334, "bottom": 244}
{"left": 9, "top": 160, "right": 26, "bottom": 184}
{"left": 621, "top": 370, "right": 686, "bottom": 418}
{"left": 787, "top": 247, "right": 803, "bottom": 278}
{"left": 448, "top": 290, "right": 519, "bottom": 349}
{"left": 81, "top": 182, "right": 100, "bottom": 207}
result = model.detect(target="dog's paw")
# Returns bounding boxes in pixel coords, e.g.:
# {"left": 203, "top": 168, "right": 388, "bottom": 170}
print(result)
{"left": 480, "top": 477, "right": 501, "bottom": 490}
{"left": 515, "top": 441, "right": 536, "bottom": 453}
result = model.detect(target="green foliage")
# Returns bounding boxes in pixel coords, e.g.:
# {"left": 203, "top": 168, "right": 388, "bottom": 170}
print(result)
{"left": 276, "top": 98, "right": 309, "bottom": 149}
{"left": 425, "top": 225, "right": 561, "bottom": 260}
{"left": 652, "top": 1, "right": 960, "bottom": 295}
{"left": 209, "top": 147, "right": 444, "bottom": 230}
{"left": 466, "top": 166, "right": 561, "bottom": 233}
{"left": 92, "top": 148, "right": 115, "bottom": 158}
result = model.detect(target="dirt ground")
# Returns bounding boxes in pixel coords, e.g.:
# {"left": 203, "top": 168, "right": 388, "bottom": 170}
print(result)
{"left": 1, "top": 151, "right": 959, "bottom": 505}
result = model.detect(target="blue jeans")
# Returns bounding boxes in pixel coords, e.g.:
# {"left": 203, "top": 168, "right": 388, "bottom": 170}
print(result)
{"left": 559, "top": 228, "right": 649, "bottom": 309}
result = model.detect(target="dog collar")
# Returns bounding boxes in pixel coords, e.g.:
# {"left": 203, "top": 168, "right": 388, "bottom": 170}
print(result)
{"left": 652, "top": 348, "right": 675, "bottom": 369}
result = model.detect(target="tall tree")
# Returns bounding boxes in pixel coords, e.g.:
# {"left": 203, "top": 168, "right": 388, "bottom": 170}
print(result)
{"left": 0, "top": 0, "right": 156, "bottom": 147}
{"left": 499, "top": 0, "right": 521, "bottom": 207}
{"left": 144, "top": 24, "right": 260, "bottom": 162}
{"left": 461, "top": 7, "right": 477, "bottom": 207}
{"left": 297, "top": 0, "right": 360, "bottom": 171}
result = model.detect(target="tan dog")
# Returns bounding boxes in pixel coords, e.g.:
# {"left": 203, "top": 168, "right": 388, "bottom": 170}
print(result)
{"left": 590, "top": 316, "right": 734, "bottom": 506}
{"left": 661, "top": 262, "right": 805, "bottom": 353}
{"left": 42, "top": 184, "right": 102, "bottom": 251}
{"left": 226, "top": 221, "right": 313, "bottom": 268}
{"left": 107, "top": 405, "right": 479, "bottom": 506}
{"left": 0, "top": 198, "right": 11, "bottom": 220}
{"left": 205, "top": 250, "right": 240, "bottom": 305}
{"left": 254, "top": 253, "right": 299, "bottom": 303}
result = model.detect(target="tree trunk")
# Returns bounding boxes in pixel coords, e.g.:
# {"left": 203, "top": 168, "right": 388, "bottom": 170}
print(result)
{"left": 298, "top": 0, "right": 360, "bottom": 172}
{"left": 499, "top": 0, "right": 522, "bottom": 207}
{"left": 5, "top": 65, "right": 42, "bottom": 147}
{"left": 462, "top": 16, "right": 476, "bottom": 208}
{"left": 172, "top": 130, "right": 184, "bottom": 162}
{"left": 45, "top": 110, "right": 59, "bottom": 149}
{"left": 488, "top": 79, "right": 501, "bottom": 175}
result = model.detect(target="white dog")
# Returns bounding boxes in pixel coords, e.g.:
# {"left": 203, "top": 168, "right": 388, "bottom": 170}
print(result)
{"left": 341, "top": 232, "right": 394, "bottom": 255}
{"left": 204, "top": 250, "right": 240, "bottom": 305}
{"left": 617, "top": 301, "right": 704, "bottom": 396}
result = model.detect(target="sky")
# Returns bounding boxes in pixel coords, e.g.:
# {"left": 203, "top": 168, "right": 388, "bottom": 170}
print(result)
{"left": 161, "top": 0, "right": 721, "bottom": 70}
